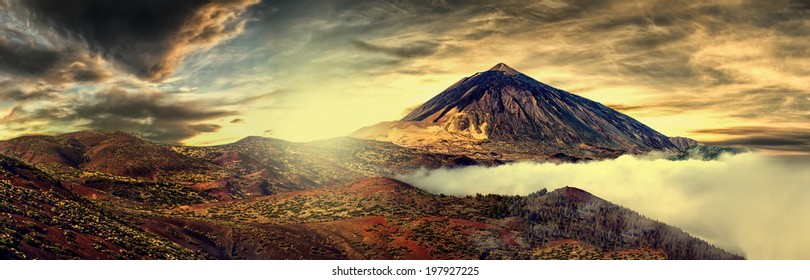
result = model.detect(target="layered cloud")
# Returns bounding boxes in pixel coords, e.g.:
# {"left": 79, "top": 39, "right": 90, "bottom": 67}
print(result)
{"left": 2, "top": 87, "right": 233, "bottom": 144}
{"left": 0, "top": 0, "right": 258, "bottom": 143}
{"left": 0, "top": 0, "right": 807, "bottom": 151}
{"left": 696, "top": 126, "right": 810, "bottom": 154}
{"left": 398, "top": 153, "right": 810, "bottom": 259}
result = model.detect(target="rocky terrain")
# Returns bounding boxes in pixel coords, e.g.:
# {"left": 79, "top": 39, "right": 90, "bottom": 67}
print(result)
{"left": 352, "top": 63, "right": 679, "bottom": 160}
{"left": 0, "top": 151, "right": 740, "bottom": 259}
{"left": 0, "top": 131, "right": 742, "bottom": 259}
{"left": 0, "top": 131, "right": 490, "bottom": 201}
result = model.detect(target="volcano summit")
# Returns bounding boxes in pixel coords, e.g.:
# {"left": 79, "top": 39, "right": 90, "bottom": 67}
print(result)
{"left": 352, "top": 63, "right": 679, "bottom": 160}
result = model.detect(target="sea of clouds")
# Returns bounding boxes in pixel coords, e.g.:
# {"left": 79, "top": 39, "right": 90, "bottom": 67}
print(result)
{"left": 397, "top": 152, "right": 810, "bottom": 259}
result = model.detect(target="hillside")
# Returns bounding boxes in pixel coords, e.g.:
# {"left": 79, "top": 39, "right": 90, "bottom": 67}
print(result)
{"left": 0, "top": 131, "right": 223, "bottom": 182}
{"left": 0, "top": 129, "right": 746, "bottom": 259}
{"left": 166, "top": 177, "right": 740, "bottom": 260}
{"left": 0, "top": 132, "right": 484, "bottom": 200}
{"left": 0, "top": 154, "right": 200, "bottom": 259}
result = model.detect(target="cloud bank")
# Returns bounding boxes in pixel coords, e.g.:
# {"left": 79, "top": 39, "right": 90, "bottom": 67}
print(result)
{"left": 398, "top": 153, "right": 810, "bottom": 259}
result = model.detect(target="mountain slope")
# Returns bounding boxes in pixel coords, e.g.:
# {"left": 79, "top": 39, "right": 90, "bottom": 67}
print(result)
{"left": 170, "top": 177, "right": 740, "bottom": 260}
{"left": 669, "top": 136, "right": 699, "bottom": 150}
{"left": 0, "top": 130, "right": 222, "bottom": 182}
{"left": 0, "top": 131, "right": 493, "bottom": 200}
{"left": 353, "top": 63, "right": 677, "bottom": 160}
{"left": 171, "top": 136, "right": 497, "bottom": 196}
{"left": 0, "top": 155, "right": 199, "bottom": 259}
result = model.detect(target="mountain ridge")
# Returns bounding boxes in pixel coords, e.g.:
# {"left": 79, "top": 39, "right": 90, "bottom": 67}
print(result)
{"left": 0, "top": 131, "right": 501, "bottom": 200}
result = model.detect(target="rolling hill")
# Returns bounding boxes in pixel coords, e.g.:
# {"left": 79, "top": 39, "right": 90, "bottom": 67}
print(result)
{"left": 0, "top": 131, "right": 742, "bottom": 259}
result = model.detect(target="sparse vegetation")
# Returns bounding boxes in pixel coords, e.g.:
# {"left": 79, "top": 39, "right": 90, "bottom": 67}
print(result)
{"left": 0, "top": 161, "right": 200, "bottom": 259}
{"left": 0, "top": 132, "right": 743, "bottom": 260}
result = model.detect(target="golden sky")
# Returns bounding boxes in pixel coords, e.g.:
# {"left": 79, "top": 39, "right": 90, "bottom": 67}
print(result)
{"left": 1, "top": 0, "right": 808, "bottom": 154}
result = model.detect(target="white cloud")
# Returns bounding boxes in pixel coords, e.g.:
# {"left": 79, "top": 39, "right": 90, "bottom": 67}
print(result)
{"left": 398, "top": 152, "right": 810, "bottom": 259}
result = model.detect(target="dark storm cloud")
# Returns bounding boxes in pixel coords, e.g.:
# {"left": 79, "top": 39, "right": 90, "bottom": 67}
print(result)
{"left": 78, "top": 89, "right": 228, "bottom": 120}
{"left": 0, "top": 39, "right": 60, "bottom": 76}
{"left": 71, "top": 68, "right": 107, "bottom": 82}
{"left": 71, "top": 89, "right": 233, "bottom": 143}
{"left": 17, "top": 0, "right": 259, "bottom": 82}
{"left": 6, "top": 88, "right": 234, "bottom": 144}
{"left": 0, "top": 29, "right": 109, "bottom": 84}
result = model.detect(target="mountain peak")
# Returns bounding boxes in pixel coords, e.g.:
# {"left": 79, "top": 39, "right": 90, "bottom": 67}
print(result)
{"left": 488, "top": 62, "right": 520, "bottom": 75}
{"left": 352, "top": 62, "right": 678, "bottom": 158}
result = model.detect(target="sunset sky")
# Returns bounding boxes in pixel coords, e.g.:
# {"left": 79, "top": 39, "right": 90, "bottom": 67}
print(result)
{"left": 1, "top": 0, "right": 808, "bottom": 154}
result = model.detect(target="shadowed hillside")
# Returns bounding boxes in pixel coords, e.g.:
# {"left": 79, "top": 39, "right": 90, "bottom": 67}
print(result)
{"left": 0, "top": 155, "right": 200, "bottom": 259}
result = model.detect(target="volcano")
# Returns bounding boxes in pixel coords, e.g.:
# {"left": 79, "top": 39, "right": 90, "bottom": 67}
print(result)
{"left": 352, "top": 63, "right": 678, "bottom": 160}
